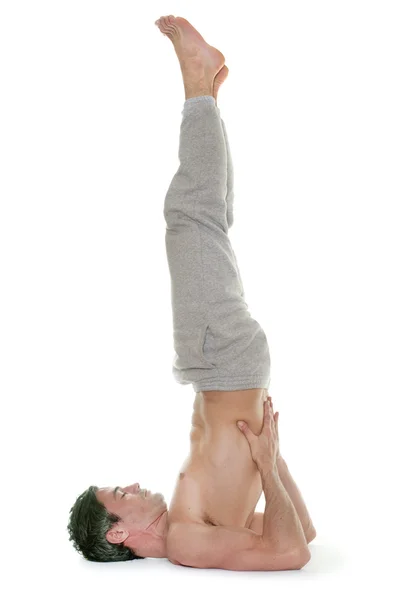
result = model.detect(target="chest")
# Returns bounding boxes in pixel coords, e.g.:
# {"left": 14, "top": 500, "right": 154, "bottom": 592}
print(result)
{"left": 168, "top": 451, "right": 262, "bottom": 529}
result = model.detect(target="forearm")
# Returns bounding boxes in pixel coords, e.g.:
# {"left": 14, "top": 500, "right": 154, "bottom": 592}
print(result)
{"left": 276, "top": 457, "right": 316, "bottom": 537}
{"left": 261, "top": 466, "right": 308, "bottom": 554}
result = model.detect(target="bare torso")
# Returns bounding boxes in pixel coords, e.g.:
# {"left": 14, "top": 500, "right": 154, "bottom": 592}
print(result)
{"left": 167, "top": 388, "right": 268, "bottom": 531}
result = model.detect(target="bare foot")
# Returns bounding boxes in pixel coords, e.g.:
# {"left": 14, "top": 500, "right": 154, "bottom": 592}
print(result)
{"left": 213, "top": 65, "right": 229, "bottom": 103}
{"left": 155, "top": 15, "right": 225, "bottom": 99}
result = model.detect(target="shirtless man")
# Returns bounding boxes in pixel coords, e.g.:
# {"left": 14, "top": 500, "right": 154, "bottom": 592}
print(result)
{"left": 67, "top": 16, "right": 316, "bottom": 571}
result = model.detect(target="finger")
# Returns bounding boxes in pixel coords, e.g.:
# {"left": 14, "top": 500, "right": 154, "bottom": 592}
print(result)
{"left": 264, "top": 400, "right": 271, "bottom": 419}
{"left": 270, "top": 398, "right": 276, "bottom": 415}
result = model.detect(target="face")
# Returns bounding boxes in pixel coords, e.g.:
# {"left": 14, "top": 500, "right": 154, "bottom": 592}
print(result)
{"left": 96, "top": 483, "right": 167, "bottom": 544}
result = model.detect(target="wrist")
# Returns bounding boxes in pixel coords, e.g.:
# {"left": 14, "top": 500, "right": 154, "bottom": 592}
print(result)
{"left": 276, "top": 456, "right": 287, "bottom": 468}
{"left": 259, "top": 464, "right": 280, "bottom": 480}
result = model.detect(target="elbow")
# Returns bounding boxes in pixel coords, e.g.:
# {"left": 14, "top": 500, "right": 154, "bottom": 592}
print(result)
{"left": 296, "top": 546, "right": 312, "bottom": 569}
{"left": 305, "top": 527, "right": 317, "bottom": 544}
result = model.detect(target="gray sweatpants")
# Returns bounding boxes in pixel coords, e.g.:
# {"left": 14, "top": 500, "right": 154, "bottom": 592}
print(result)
{"left": 164, "top": 95, "right": 271, "bottom": 392}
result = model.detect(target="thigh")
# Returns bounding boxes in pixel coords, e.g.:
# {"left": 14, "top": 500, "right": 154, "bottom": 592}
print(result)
{"left": 165, "top": 217, "right": 271, "bottom": 392}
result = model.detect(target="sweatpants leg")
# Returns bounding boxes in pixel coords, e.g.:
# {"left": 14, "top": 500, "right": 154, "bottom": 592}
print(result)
{"left": 164, "top": 95, "right": 271, "bottom": 392}
{"left": 221, "top": 117, "right": 245, "bottom": 301}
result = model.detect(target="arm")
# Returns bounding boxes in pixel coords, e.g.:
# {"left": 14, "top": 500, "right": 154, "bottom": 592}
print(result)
{"left": 248, "top": 457, "right": 316, "bottom": 544}
{"left": 275, "top": 457, "right": 316, "bottom": 539}
{"left": 271, "top": 399, "right": 316, "bottom": 540}
{"left": 249, "top": 459, "right": 316, "bottom": 543}
{"left": 260, "top": 465, "right": 310, "bottom": 553}
{"left": 167, "top": 522, "right": 310, "bottom": 571}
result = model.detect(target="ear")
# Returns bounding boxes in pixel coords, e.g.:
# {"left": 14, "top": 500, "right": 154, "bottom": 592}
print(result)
{"left": 106, "top": 528, "right": 129, "bottom": 544}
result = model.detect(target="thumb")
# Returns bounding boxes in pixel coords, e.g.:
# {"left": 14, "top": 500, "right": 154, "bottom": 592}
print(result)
{"left": 237, "top": 421, "right": 253, "bottom": 440}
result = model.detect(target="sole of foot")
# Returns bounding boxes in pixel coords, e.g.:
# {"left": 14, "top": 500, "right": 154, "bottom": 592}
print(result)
{"left": 155, "top": 15, "right": 225, "bottom": 85}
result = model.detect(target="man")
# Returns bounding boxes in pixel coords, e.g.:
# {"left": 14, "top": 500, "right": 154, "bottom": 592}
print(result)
{"left": 67, "top": 15, "right": 316, "bottom": 571}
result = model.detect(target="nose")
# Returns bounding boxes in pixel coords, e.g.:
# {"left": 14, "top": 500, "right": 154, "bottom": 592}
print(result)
{"left": 123, "top": 483, "right": 140, "bottom": 494}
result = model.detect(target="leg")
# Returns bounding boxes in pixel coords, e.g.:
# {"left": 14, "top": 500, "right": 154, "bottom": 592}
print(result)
{"left": 164, "top": 96, "right": 270, "bottom": 392}
{"left": 220, "top": 117, "right": 247, "bottom": 302}
{"left": 221, "top": 118, "right": 235, "bottom": 230}
{"left": 157, "top": 16, "right": 271, "bottom": 392}
{"left": 164, "top": 95, "right": 233, "bottom": 383}
{"left": 213, "top": 65, "right": 245, "bottom": 297}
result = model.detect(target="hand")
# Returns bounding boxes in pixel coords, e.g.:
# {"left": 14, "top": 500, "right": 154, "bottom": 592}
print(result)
{"left": 269, "top": 397, "right": 281, "bottom": 460}
{"left": 236, "top": 396, "right": 278, "bottom": 474}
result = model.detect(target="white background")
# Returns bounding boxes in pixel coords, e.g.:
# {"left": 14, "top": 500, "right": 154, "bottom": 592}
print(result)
{"left": 1, "top": 1, "right": 397, "bottom": 598}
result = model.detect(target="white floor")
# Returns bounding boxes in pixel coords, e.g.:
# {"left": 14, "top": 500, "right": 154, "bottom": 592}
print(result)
{"left": 11, "top": 532, "right": 390, "bottom": 600}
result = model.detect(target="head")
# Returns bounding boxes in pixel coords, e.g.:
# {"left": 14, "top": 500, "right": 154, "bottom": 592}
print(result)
{"left": 67, "top": 483, "right": 168, "bottom": 562}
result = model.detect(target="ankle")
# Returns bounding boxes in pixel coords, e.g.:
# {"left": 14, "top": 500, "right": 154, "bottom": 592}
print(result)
{"left": 184, "top": 86, "right": 214, "bottom": 101}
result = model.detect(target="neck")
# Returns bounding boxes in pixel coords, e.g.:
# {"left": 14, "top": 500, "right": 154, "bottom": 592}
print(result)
{"left": 130, "top": 510, "right": 169, "bottom": 559}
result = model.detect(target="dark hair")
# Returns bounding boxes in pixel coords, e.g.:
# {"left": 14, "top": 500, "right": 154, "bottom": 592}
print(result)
{"left": 67, "top": 485, "right": 146, "bottom": 562}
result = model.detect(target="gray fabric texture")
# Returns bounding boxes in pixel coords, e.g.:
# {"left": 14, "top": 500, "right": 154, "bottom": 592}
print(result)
{"left": 164, "top": 95, "right": 271, "bottom": 392}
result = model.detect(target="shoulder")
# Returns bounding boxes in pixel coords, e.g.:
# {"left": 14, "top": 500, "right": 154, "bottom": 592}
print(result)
{"left": 166, "top": 518, "right": 208, "bottom": 563}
